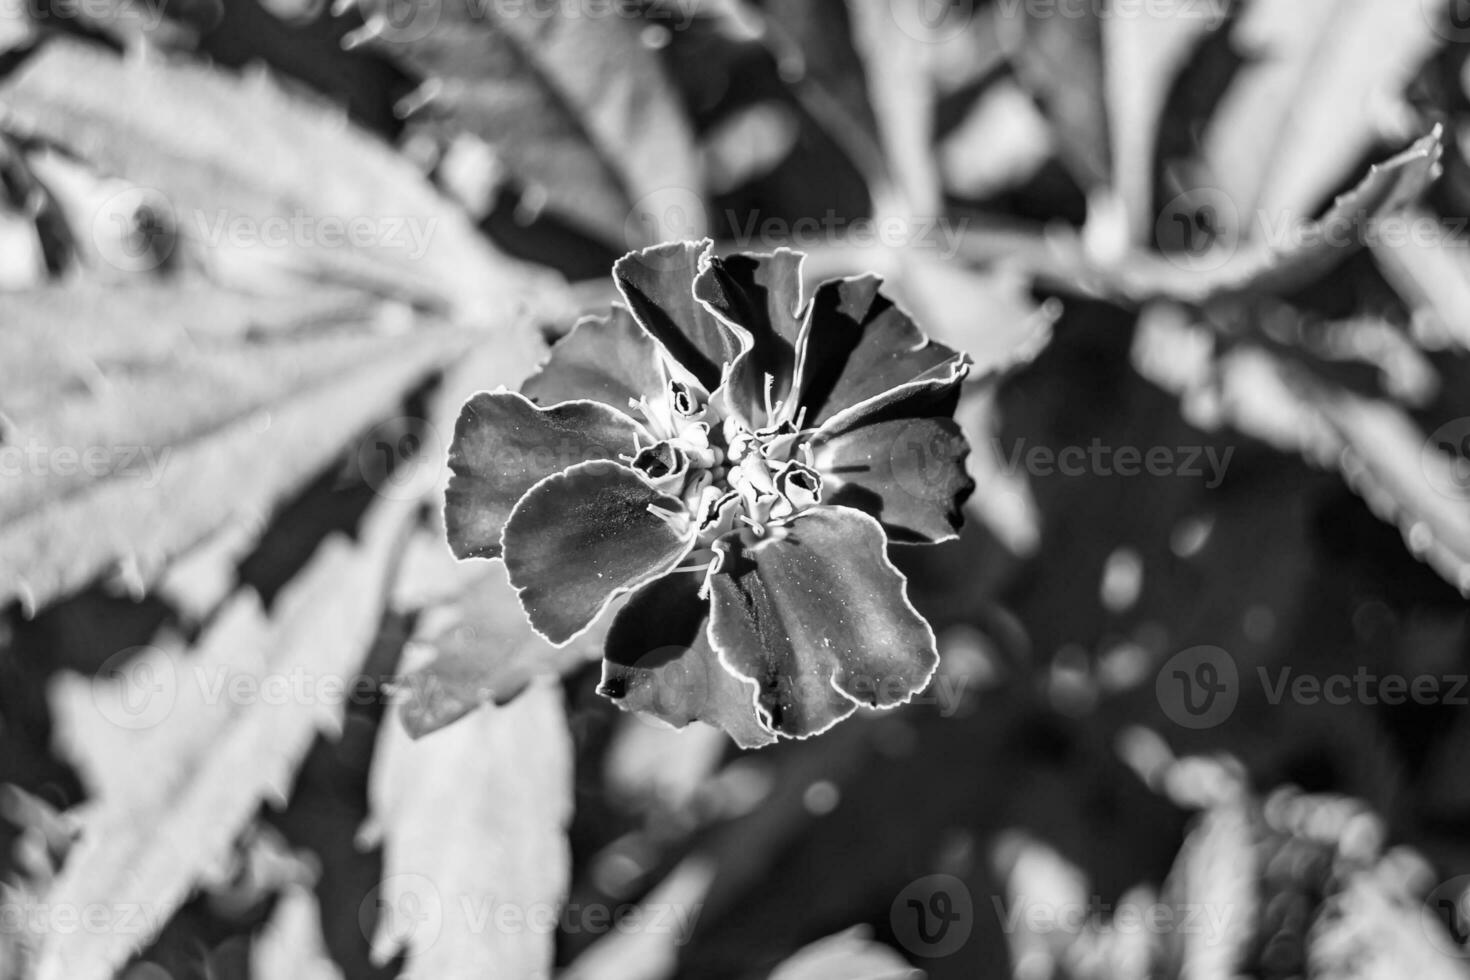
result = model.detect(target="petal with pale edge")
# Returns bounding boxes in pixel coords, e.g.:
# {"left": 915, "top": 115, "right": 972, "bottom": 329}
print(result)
{"left": 521, "top": 306, "right": 667, "bottom": 411}
{"left": 614, "top": 239, "right": 749, "bottom": 391}
{"left": 812, "top": 381, "right": 974, "bottom": 543}
{"left": 694, "top": 249, "right": 804, "bottom": 424}
{"left": 599, "top": 576, "right": 776, "bottom": 749}
{"left": 445, "top": 392, "right": 645, "bottom": 560}
{"left": 503, "top": 462, "right": 693, "bottom": 645}
{"left": 795, "top": 275, "right": 964, "bottom": 428}
{"left": 707, "top": 507, "right": 938, "bottom": 738}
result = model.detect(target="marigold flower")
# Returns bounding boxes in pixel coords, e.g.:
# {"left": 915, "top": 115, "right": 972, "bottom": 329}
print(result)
{"left": 445, "top": 240, "right": 974, "bottom": 746}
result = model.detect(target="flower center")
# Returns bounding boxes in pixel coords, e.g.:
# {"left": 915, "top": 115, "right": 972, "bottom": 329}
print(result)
{"left": 630, "top": 379, "right": 822, "bottom": 545}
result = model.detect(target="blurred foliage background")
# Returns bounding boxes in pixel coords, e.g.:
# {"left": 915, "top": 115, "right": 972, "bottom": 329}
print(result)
{"left": 2, "top": 0, "right": 1470, "bottom": 977}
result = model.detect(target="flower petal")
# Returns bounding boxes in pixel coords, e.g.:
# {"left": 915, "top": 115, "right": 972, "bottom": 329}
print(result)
{"left": 503, "top": 462, "right": 694, "bottom": 645}
{"left": 598, "top": 576, "right": 776, "bottom": 749}
{"left": 693, "top": 248, "right": 804, "bottom": 424}
{"left": 614, "top": 239, "right": 749, "bottom": 391}
{"left": 445, "top": 392, "right": 645, "bottom": 560}
{"left": 707, "top": 507, "right": 939, "bottom": 738}
{"left": 794, "top": 274, "right": 965, "bottom": 428}
{"left": 812, "top": 381, "right": 974, "bottom": 543}
{"left": 520, "top": 306, "right": 667, "bottom": 411}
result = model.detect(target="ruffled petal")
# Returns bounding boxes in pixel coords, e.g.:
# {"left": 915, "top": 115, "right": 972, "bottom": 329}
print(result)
{"left": 707, "top": 507, "right": 938, "bottom": 738}
{"left": 520, "top": 305, "right": 668, "bottom": 412}
{"left": 598, "top": 576, "right": 776, "bottom": 749}
{"left": 811, "top": 380, "right": 974, "bottom": 543}
{"left": 693, "top": 248, "right": 805, "bottom": 425}
{"left": 445, "top": 392, "right": 645, "bottom": 560}
{"left": 502, "top": 461, "right": 694, "bottom": 645}
{"left": 614, "top": 239, "right": 748, "bottom": 392}
{"left": 794, "top": 275, "right": 965, "bottom": 428}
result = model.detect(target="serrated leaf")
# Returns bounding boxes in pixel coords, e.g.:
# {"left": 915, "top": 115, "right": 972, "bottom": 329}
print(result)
{"left": 0, "top": 37, "right": 567, "bottom": 319}
{"left": 1201, "top": 0, "right": 1443, "bottom": 227}
{"left": 394, "top": 562, "right": 602, "bottom": 738}
{"left": 361, "top": 1, "right": 704, "bottom": 248}
{"left": 31, "top": 492, "right": 419, "bottom": 980}
{"left": 0, "top": 282, "right": 475, "bottom": 613}
{"left": 364, "top": 678, "right": 571, "bottom": 980}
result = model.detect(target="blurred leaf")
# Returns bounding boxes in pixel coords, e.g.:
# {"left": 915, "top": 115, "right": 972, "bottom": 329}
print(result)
{"left": 252, "top": 883, "right": 347, "bottom": 980}
{"left": 1102, "top": 0, "right": 1222, "bottom": 242}
{"left": 1002, "top": 0, "right": 1111, "bottom": 192}
{"left": 1371, "top": 208, "right": 1470, "bottom": 352}
{"left": 1200, "top": 0, "right": 1443, "bottom": 227}
{"left": 31, "top": 493, "right": 419, "bottom": 980}
{"left": 845, "top": 0, "right": 940, "bottom": 213}
{"left": 1309, "top": 870, "right": 1470, "bottom": 979}
{"left": 952, "top": 129, "right": 1443, "bottom": 305}
{"left": 360, "top": 1, "right": 705, "bottom": 247}
{"left": 767, "top": 927, "right": 920, "bottom": 980}
{"left": 364, "top": 678, "right": 572, "bottom": 979}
